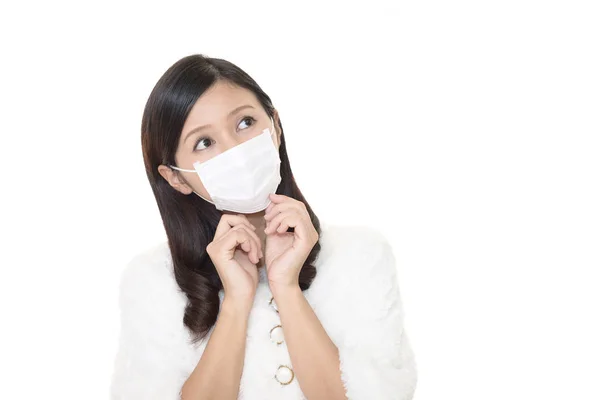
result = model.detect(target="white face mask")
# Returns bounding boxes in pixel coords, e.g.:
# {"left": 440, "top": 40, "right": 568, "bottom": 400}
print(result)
{"left": 169, "top": 118, "right": 282, "bottom": 213}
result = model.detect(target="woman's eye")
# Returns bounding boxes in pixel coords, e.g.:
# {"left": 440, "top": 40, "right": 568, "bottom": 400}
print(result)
{"left": 195, "top": 137, "right": 212, "bottom": 151}
{"left": 238, "top": 116, "right": 256, "bottom": 130}
{"left": 194, "top": 117, "right": 255, "bottom": 151}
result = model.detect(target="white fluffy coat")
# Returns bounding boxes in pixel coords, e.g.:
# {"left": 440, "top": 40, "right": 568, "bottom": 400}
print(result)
{"left": 110, "top": 222, "right": 418, "bottom": 399}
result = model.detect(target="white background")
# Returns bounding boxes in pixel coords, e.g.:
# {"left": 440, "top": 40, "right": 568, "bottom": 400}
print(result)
{"left": 1, "top": 1, "right": 598, "bottom": 399}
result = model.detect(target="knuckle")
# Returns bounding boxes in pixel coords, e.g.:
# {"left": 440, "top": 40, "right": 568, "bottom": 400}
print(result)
{"left": 206, "top": 242, "right": 214, "bottom": 254}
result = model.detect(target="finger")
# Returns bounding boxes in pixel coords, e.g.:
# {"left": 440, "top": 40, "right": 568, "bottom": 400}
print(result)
{"left": 265, "top": 202, "right": 274, "bottom": 214}
{"left": 264, "top": 201, "right": 303, "bottom": 221}
{"left": 265, "top": 197, "right": 286, "bottom": 213}
{"left": 240, "top": 238, "right": 252, "bottom": 253}
{"left": 230, "top": 225, "right": 262, "bottom": 262}
{"left": 214, "top": 213, "right": 256, "bottom": 241}
{"left": 214, "top": 225, "right": 257, "bottom": 262}
{"left": 264, "top": 204, "right": 279, "bottom": 221}
{"left": 268, "top": 193, "right": 289, "bottom": 204}
{"left": 265, "top": 209, "right": 299, "bottom": 234}
{"left": 222, "top": 227, "right": 259, "bottom": 264}
{"left": 275, "top": 214, "right": 305, "bottom": 237}
{"left": 232, "top": 230, "right": 257, "bottom": 264}
{"left": 231, "top": 225, "right": 262, "bottom": 262}
{"left": 268, "top": 210, "right": 313, "bottom": 243}
{"left": 276, "top": 215, "right": 293, "bottom": 233}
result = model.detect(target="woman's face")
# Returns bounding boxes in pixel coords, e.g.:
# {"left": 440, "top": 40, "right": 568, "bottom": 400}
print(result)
{"left": 158, "top": 80, "right": 281, "bottom": 199}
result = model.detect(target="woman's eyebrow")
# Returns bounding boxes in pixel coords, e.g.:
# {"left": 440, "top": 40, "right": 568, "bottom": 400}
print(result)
{"left": 183, "top": 104, "right": 255, "bottom": 143}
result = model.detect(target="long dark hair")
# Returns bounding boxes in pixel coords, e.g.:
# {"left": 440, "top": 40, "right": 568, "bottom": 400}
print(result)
{"left": 141, "top": 54, "right": 321, "bottom": 343}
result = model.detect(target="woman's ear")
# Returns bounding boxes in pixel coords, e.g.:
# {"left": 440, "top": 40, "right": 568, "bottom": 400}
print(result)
{"left": 272, "top": 109, "right": 282, "bottom": 147}
{"left": 157, "top": 165, "right": 193, "bottom": 195}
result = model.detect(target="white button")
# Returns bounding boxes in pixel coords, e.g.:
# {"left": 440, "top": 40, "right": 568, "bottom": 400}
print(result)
{"left": 275, "top": 365, "right": 294, "bottom": 385}
{"left": 268, "top": 296, "right": 279, "bottom": 313}
{"left": 269, "top": 325, "right": 284, "bottom": 345}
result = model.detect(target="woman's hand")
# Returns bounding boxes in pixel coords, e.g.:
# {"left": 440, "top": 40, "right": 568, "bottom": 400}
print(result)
{"left": 206, "top": 214, "right": 264, "bottom": 312}
{"left": 263, "top": 193, "right": 319, "bottom": 291}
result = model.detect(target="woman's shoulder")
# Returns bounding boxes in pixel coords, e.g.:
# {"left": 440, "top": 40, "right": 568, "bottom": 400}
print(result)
{"left": 319, "top": 220, "right": 391, "bottom": 247}
{"left": 117, "top": 240, "right": 187, "bottom": 323}
{"left": 309, "top": 222, "right": 398, "bottom": 297}
{"left": 119, "top": 240, "right": 177, "bottom": 293}
{"left": 318, "top": 221, "right": 396, "bottom": 274}
{"left": 121, "top": 239, "right": 172, "bottom": 274}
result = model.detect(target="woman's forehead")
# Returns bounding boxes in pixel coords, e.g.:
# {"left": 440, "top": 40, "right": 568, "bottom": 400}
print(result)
{"left": 183, "top": 82, "right": 260, "bottom": 128}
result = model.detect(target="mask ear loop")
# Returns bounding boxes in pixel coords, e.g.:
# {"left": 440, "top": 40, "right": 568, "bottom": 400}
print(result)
{"left": 270, "top": 117, "right": 276, "bottom": 138}
{"left": 192, "top": 190, "right": 216, "bottom": 205}
{"left": 167, "top": 165, "right": 216, "bottom": 205}
{"left": 169, "top": 165, "right": 195, "bottom": 172}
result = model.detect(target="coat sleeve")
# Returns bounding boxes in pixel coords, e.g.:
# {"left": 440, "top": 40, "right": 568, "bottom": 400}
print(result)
{"left": 110, "top": 247, "right": 196, "bottom": 400}
{"left": 329, "top": 227, "right": 418, "bottom": 400}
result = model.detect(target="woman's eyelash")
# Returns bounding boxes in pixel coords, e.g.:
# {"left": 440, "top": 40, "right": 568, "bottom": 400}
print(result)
{"left": 240, "top": 116, "right": 256, "bottom": 127}
{"left": 194, "top": 116, "right": 256, "bottom": 150}
{"left": 194, "top": 137, "right": 212, "bottom": 149}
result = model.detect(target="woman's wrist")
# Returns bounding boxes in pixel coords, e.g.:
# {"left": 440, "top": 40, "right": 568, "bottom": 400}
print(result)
{"left": 269, "top": 282, "right": 302, "bottom": 302}
{"left": 222, "top": 294, "right": 254, "bottom": 319}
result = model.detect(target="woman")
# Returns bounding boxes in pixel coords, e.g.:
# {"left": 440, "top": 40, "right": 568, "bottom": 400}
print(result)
{"left": 110, "top": 54, "right": 418, "bottom": 400}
